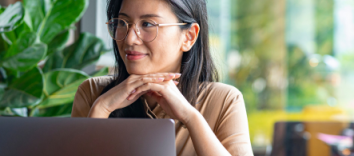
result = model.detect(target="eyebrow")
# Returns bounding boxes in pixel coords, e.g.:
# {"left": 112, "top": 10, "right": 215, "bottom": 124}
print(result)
{"left": 118, "top": 13, "right": 163, "bottom": 19}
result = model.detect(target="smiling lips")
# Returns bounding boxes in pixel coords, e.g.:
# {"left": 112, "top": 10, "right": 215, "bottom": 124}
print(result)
{"left": 125, "top": 51, "right": 148, "bottom": 60}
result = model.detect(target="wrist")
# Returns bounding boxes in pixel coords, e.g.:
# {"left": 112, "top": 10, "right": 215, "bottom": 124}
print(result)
{"left": 88, "top": 97, "right": 112, "bottom": 118}
{"left": 183, "top": 107, "right": 200, "bottom": 126}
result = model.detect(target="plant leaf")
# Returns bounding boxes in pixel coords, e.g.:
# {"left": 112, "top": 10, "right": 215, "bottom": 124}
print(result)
{"left": 30, "top": 102, "right": 72, "bottom": 117}
{"left": 23, "top": 0, "right": 45, "bottom": 32}
{"left": 0, "top": 2, "right": 25, "bottom": 33}
{"left": 0, "top": 67, "right": 44, "bottom": 108}
{"left": 38, "top": 0, "right": 88, "bottom": 44}
{"left": 43, "top": 33, "right": 106, "bottom": 72}
{"left": 1, "top": 32, "right": 47, "bottom": 72}
{"left": 46, "top": 29, "right": 70, "bottom": 56}
{"left": 63, "top": 33, "right": 105, "bottom": 69}
{"left": 36, "top": 69, "right": 89, "bottom": 108}
{"left": 0, "top": 33, "right": 10, "bottom": 54}
{"left": 0, "top": 107, "right": 27, "bottom": 117}
{"left": 0, "top": 107, "right": 15, "bottom": 116}
{"left": 2, "top": 44, "right": 47, "bottom": 72}
{"left": 0, "top": 83, "right": 5, "bottom": 102}
{"left": 2, "top": 16, "right": 32, "bottom": 45}
{"left": 4, "top": 31, "right": 36, "bottom": 58}
{"left": 11, "top": 107, "right": 28, "bottom": 117}
{"left": 2, "top": 68, "right": 20, "bottom": 85}
{"left": 0, "top": 6, "right": 4, "bottom": 14}
{"left": 42, "top": 49, "right": 64, "bottom": 73}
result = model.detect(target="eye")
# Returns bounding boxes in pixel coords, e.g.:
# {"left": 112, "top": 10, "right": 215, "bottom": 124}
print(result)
{"left": 117, "top": 20, "right": 127, "bottom": 27}
{"left": 141, "top": 21, "right": 155, "bottom": 28}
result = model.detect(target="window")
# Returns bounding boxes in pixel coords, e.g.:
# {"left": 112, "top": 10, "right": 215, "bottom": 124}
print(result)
{"left": 208, "top": 0, "right": 354, "bottom": 152}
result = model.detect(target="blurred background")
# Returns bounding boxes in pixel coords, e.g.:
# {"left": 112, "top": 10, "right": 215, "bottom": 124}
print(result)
{"left": 1, "top": 0, "right": 354, "bottom": 155}
{"left": 207, "top": 0, "right": 354, "bottom": 155}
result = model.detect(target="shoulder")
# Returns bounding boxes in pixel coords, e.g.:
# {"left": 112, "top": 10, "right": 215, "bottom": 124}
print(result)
{"left": 196, "top": 82, "right": 246, "bottom": 131}
{"left": 206, "top": 82, "right": 243, "bottom": 100}
{"left": 79, "top": 76, "right": 114, "bottom": 90}
{"left": 197, "top": 82, "right": 244, "bottom": 110}
{"left": 77, "top": 76, "right": 115, "bottom": 99}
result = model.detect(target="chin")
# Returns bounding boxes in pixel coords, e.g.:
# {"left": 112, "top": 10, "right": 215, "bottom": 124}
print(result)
{"left": 126, "top": 67, "right": 152, "bottom": 75}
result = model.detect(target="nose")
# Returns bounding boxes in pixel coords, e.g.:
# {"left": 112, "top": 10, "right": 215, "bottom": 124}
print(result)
{"left": 125, "top": 24, "right": 143, "bottom": 45}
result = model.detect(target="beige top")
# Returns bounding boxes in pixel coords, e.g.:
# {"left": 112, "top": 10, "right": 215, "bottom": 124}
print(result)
{"left": 71, "top": 76, "right": 253, "bottom": 156}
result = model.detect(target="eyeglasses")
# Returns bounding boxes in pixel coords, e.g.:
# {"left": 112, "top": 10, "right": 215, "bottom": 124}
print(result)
{"left": 106, "top": 18, "right": 188, "bottom": 42}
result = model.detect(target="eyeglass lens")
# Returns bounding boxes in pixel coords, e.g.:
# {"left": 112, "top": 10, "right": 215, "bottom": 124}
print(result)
{"left": 107, "top": 19, "right": 158, "bottom": 42}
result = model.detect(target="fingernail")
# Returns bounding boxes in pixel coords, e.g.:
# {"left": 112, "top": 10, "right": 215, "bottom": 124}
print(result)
{"left": 169, "top": 74, "right": 175, "bottom": 77}
{"left": 158, "top": 78, "right": 164, "bottom": 81}
{"left": 175, "top": 73, "right": 181, "bottom": 76}
{"left": 131, "top": 89, "right": 136, "bottom": 94}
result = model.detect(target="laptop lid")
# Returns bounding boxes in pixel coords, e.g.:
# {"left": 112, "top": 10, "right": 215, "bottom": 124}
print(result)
{"left": 0, "top": 117, "right": 176, "bottom": 156}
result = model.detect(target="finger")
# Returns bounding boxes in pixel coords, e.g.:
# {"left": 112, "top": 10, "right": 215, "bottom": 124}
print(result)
{"left": 174, "top": 73, "right": 181, "bottom": 78}
{"left": 129, "top": 83, "right": 165, "bottom": 99}
{"left": 145, "top": 72, "right": 178, "bottom": 76}
{"left": 130, "top": 73, "right": 180, "bottom": 87}
{"left": 129, "top": 77, "right": 165, "bottom": 91}
{"left": 126, "top": 73, "right": 163, "bottom": 82}
{"left": 174, "top": 81, "right": 179, "bottom": 85}
{"left": 128, "top": 73, "right": 181, "bottom": 84}
{"left": 127, "top": 90, "right": 149, "bottom": 101}
{"left": 163, "top": 73, "right": 181, "bottom": 81}
{"left": 144, "top": 73, "right": 181, "bottom": 80}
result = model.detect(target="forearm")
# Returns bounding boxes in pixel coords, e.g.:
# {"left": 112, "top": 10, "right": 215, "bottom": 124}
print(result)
{"left": 87, "top": 97, "right": 111, "bottom": 118}
{"left": 184, "top": 109, "right": 231, "bottom": 156}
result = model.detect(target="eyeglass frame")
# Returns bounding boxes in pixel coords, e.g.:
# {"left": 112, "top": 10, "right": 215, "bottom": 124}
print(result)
{"left": 105, "top": 18, "right": 188, "bottom": 42}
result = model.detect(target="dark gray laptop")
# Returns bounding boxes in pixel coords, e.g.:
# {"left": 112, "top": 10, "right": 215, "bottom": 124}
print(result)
{"left": 0, "top": 117, "right": 176, "bottom": 156}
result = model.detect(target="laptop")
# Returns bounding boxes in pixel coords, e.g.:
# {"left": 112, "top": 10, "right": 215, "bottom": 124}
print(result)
{"left": 0, "top": 117, "right": 176, "bottom": 156}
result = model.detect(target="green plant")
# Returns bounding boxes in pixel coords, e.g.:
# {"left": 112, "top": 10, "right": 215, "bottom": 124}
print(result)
{"left": 0, "top": 0, "right": 109, "bottom": 117}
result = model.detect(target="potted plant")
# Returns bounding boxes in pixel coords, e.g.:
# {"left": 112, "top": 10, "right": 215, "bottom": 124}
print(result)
{"left": 0, "top": 0, "right": 109, "bottom": 117}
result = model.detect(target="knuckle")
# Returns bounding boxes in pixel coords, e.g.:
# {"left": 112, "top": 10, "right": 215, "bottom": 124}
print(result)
{"left": 127, "top": 76, "right": 134, "bottom": 80}
{"left": 145, "top": 78, "right": 152, "bottom": 83}
{"left": 162, "top": 85, "right": 168, "bottom": 90}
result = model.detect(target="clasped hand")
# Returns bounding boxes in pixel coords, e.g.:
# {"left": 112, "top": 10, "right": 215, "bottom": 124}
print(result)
{"left": 92, "top": 73, "right": 196, "bottom": 124}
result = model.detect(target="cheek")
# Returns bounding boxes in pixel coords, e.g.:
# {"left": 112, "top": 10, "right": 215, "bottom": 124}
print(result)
{"left": 116, "top": 41, "right": 125, "bottom": 58}
{"left": 154, "top": 28, "right": 183, "bottom": 53}
{"left": 147, "top": 36, "right": 184, "bottom": 71}
{"left": 150, "top": 39, "right": 180, "bottom": 60}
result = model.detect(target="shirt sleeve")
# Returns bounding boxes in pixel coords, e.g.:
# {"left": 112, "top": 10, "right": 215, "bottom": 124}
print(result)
{"left": 214, "top": 88, "right": 254, "bottom": 156}
{"left": 71, "top": 79, "right": 92, "bottom": 117}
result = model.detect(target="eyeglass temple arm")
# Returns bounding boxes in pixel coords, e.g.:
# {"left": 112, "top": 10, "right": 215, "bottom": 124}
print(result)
{"left": 105, "top": 22, "right": 188, "bottom": 26}
{"left": 157, "top": 23, "right": 188, "bottom": 27}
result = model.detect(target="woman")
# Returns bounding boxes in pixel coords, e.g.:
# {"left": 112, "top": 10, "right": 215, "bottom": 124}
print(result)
{"left": 72, "top": 0, "right": 253, "bottom": 155}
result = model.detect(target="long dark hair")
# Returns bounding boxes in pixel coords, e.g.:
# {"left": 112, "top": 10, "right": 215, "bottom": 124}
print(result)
{"left": 101, "top": 0, "right": 219, "bottom": 118}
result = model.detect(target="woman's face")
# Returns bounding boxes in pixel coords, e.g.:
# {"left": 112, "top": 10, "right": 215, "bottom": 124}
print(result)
{"left": 117, "top": 0, "right": 185, "bottom": 75}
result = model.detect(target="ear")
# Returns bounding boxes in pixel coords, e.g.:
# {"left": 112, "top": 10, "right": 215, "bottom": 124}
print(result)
{"left": 181, "top": 23, "right": 200, "bottom": 52}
